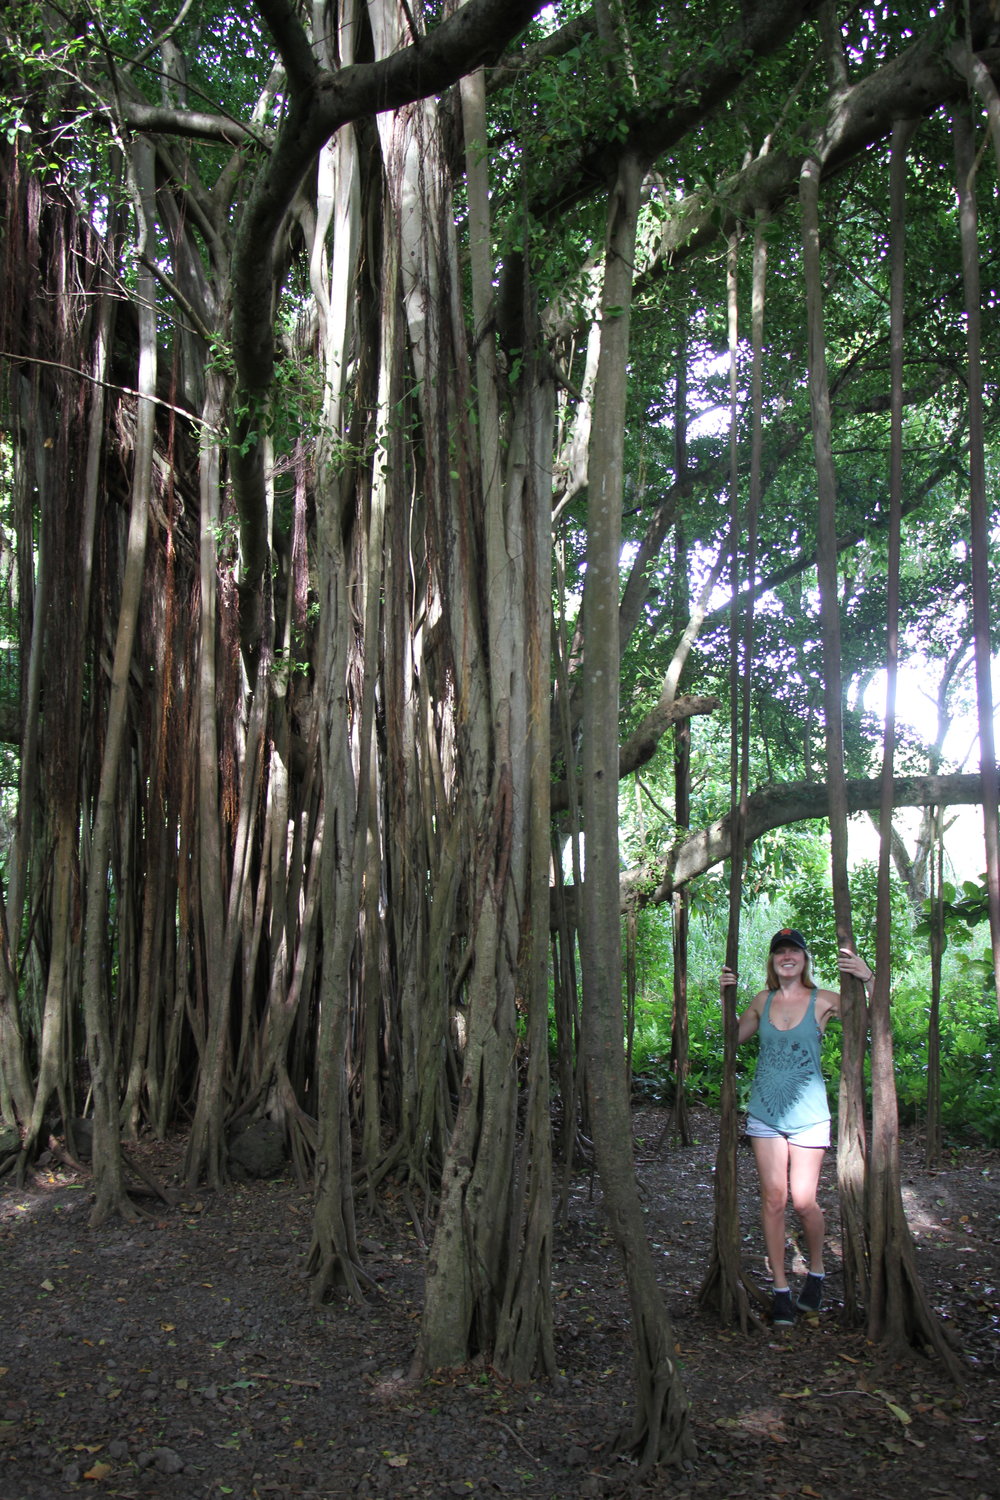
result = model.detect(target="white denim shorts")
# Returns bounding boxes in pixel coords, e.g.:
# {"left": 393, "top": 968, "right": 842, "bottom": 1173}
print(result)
{"left": 745, "top": 1114, "right": 831, "bottom": 1149}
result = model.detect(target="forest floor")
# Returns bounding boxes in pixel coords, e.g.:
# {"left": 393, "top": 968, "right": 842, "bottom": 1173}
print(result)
{"left": 1, "top": 1107, "right": 998, "bottom": 1500}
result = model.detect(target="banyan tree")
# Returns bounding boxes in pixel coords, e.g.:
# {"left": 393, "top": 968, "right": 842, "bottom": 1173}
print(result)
{"left": 1, "top": 0, "right": 998, "bottom": 1468}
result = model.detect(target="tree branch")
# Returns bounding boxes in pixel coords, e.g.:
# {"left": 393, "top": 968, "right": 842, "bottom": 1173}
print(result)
{"left": 554, "top": 772, "right": 991, "bottom": 923}
{"left": 254, "top": 0, "right": 320, "bottom": 95}
{"left": 641, "top": 28, "right": 1000, "bottom": 278}
{"left": 530, "top": 0, "right": 823, "bottom": 221}
{"left": 550, "top": 693, "right": 718, "bottom": 813}
{"left": 120, "top": 100, "right": 268, "bottom": 147}
{"left": 530, "top": 14, "right": 998, "bottom": 277}
{"left": 229, "top": 0, "right": 547, "bottom": 667}
{"left": 657, "top": 772, "right": 988, "bottom": 896}
{"left": 486, "top": 7, "right": 598, "bottom": 93}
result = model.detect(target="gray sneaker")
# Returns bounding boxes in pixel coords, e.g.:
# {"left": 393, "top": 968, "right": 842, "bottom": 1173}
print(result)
{"left": 771, "top": 1289, "right": 796, "bottom": 1326}
{"left": 796, "top": 1273, "right": 824, "bottom": 1313}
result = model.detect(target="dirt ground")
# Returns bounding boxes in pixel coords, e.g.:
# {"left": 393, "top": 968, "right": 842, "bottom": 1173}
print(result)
{"left": 1, "top": 1107, "right": 998, "bottom": 1500}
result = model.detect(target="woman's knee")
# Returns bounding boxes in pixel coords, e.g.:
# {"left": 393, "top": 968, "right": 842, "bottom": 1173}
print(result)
{"left": 791, "top": 1191, "right": 822, "bottom": 1221}
{"left": 761, "top": 1186, "right": 788, "bottom": 1217}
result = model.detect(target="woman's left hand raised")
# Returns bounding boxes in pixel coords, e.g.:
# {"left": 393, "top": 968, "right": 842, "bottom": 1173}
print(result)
{"left": 837, "top": 948, "right": 873, "bottom": 985}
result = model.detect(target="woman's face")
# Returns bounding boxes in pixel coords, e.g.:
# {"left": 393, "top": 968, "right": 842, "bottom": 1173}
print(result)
{"left": 772, "top": 942, "right": 805, "bottom": 980}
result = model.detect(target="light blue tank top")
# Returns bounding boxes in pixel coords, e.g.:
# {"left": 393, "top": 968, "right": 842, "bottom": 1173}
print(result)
{"left": 746, "top": 988, "right": 830, "bottom": 1133}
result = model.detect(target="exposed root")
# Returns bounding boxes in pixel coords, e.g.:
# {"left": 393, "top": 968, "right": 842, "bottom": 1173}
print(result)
{"left": 306, "top": 1242, "right": 379, "bottom": 1307}
{"left": 120, "top": 1146, "right": 179, "bottom": 1207}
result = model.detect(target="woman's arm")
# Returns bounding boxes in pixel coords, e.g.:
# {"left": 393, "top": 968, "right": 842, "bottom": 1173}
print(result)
{"left": 818, "top": 951, "right": 877, "bottom": 1028}
{"left": 720, "top": 967, "right": 763, "bottom": 1043}
{"left": 837, "top": 948, "right": 875, "bottom": 998}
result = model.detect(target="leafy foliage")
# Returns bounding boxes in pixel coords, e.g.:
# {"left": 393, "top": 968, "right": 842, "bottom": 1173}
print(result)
{"left": 915, "top": 876, "right": 997, "bottom": 988}
{"left": 629, "top": 888, "right": 1000, "bottom": 1144}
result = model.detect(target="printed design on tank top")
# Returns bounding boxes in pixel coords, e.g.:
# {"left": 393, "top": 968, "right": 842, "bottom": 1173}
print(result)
{"left": 752, "top": 1035, "right": 815, "bottom": 1120}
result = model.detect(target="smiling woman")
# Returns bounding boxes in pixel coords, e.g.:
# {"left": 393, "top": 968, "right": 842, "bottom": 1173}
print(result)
{"left": 719, "top": 929, "right": 874, "bottom": 1324}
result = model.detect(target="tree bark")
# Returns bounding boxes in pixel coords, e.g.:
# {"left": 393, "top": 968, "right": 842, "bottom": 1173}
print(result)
{"left": 579, "top": 146, "right": 693, "bottom": 1467}
{"left": 17, "top": 210, "right": 117, "bottom": 1162}
{"left": 228, "top": 0, "right": 546, "bottom": 665}
{"left": 800, "top": 138, "right": 868, "bottom": 1319}
{"left": 183, "top": 361, "right": 247, "bottom": 1191}
{"left": 926, "top": 830, "right": 944, "bottom": 1169}
{"left": 954, "top": 101, "right": 1000, "bottom": 1017}
{"left": 701, "top": 208, "right": 773, "bottom": 1326}
{"left": 669, "top": 327, "right": 692, "bottom": 1147}
{"left": 494, "top": 348, "right": 557, "bottom": 1378}
{"left": 701, "top": 226, "right": 761, "bottom": 1331}
{"left": 306, "top": 6, "right": 369, "bottom": 1302}
{"left": 418, "top": 53, "right": 553, "bottom": 1375}
{"left": 80, "top": 138, "right": 160, "bottom": 1226}
{"left": 0, "top": 888, "right": 32, "bottom": 1125}
{"left": 866, "top": 119, "right": 959, "bottom": 1371}
{"left": 656, "top": 772, "right": 990, "bottom": 895}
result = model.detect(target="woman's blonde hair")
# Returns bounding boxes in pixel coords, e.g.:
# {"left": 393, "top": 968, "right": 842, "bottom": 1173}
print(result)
{"left": 766, "top": 944, "right": 816, "bottom": 992}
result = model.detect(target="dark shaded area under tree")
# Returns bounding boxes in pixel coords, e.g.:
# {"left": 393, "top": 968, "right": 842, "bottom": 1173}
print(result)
{"left": 1, "top": 1109, "right": 996, "bottom": 1498}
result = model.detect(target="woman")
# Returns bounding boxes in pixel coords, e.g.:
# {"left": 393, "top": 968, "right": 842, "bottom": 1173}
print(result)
{"left": 720, "top": 928, "right": 874, "bottom": 1325}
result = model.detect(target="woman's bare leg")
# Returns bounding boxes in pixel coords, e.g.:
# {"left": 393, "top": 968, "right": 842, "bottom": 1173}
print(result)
{"left": 751, "top": 1135, "right": 792, "bottom": 1286}
{"left": 788, "top": 1144, "right": 826, "bottom": 1273}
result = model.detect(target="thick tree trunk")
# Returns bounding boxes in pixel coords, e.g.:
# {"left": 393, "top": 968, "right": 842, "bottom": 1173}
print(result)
{"left": 954, "top": 102, "right": 1000, "bottom": 1016}
{"left": 375, "top": 9, "right": 496, "bottom": 1353}
{"left": 495, "top": 319, "right": 557, "bottom": 1380}
{"left": 579, "top": 147, "right": 693, "bottom": 1467}
{"left": 866, "top": 120, "right": 959, "bottom": 1371}
{"left": 121, "top": 543, "right": 184, "bottom": 1141}
{"left": 305, "top": 61, "right": 369, "bottom": 1299}
{"left": 23, "top": 825, "right": 76, "bottom": 1163}
{"left": 669, "top": 335, "right": 692, "bottom": 1147}
{"left": 246, "top": 691, "right": 322, "bottom": 1175}
{"left": 0, "top": 892, "right": 32, "bottom": 1125}
{"left": 418, "top": 60, "right": 548, "bottom": 1373}
{"left": 121, "top": 800, "right": 166, "bottom": 1141}
{"left": 184, "top": 364, "right": 238, "bottom": 1190}
{"left": 702, "top": 213, "right": 769, "bottom": 1330}
{"left": 307, "top": 506, "right": 368, "bottom": 1304}
{"left": 800, "top": 145, "right": 868, "bottom": 1319}
{"left": 192, "top": 451, "right": 272, "bottom": 1186}
{"left": 463, "top": 76, "right": 555, "bottom": 1373}
{"left": 702, "top": 229, "right": 758, "bottom": 1331}
{"left": 81, "top": 139, "right": 160, "bottom": 1226}
{"left": 19, "top": 253, "right": 116, "bottom": 1163}
{"left": 926, "top": 831, "right": 944, "bottom": 1169}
